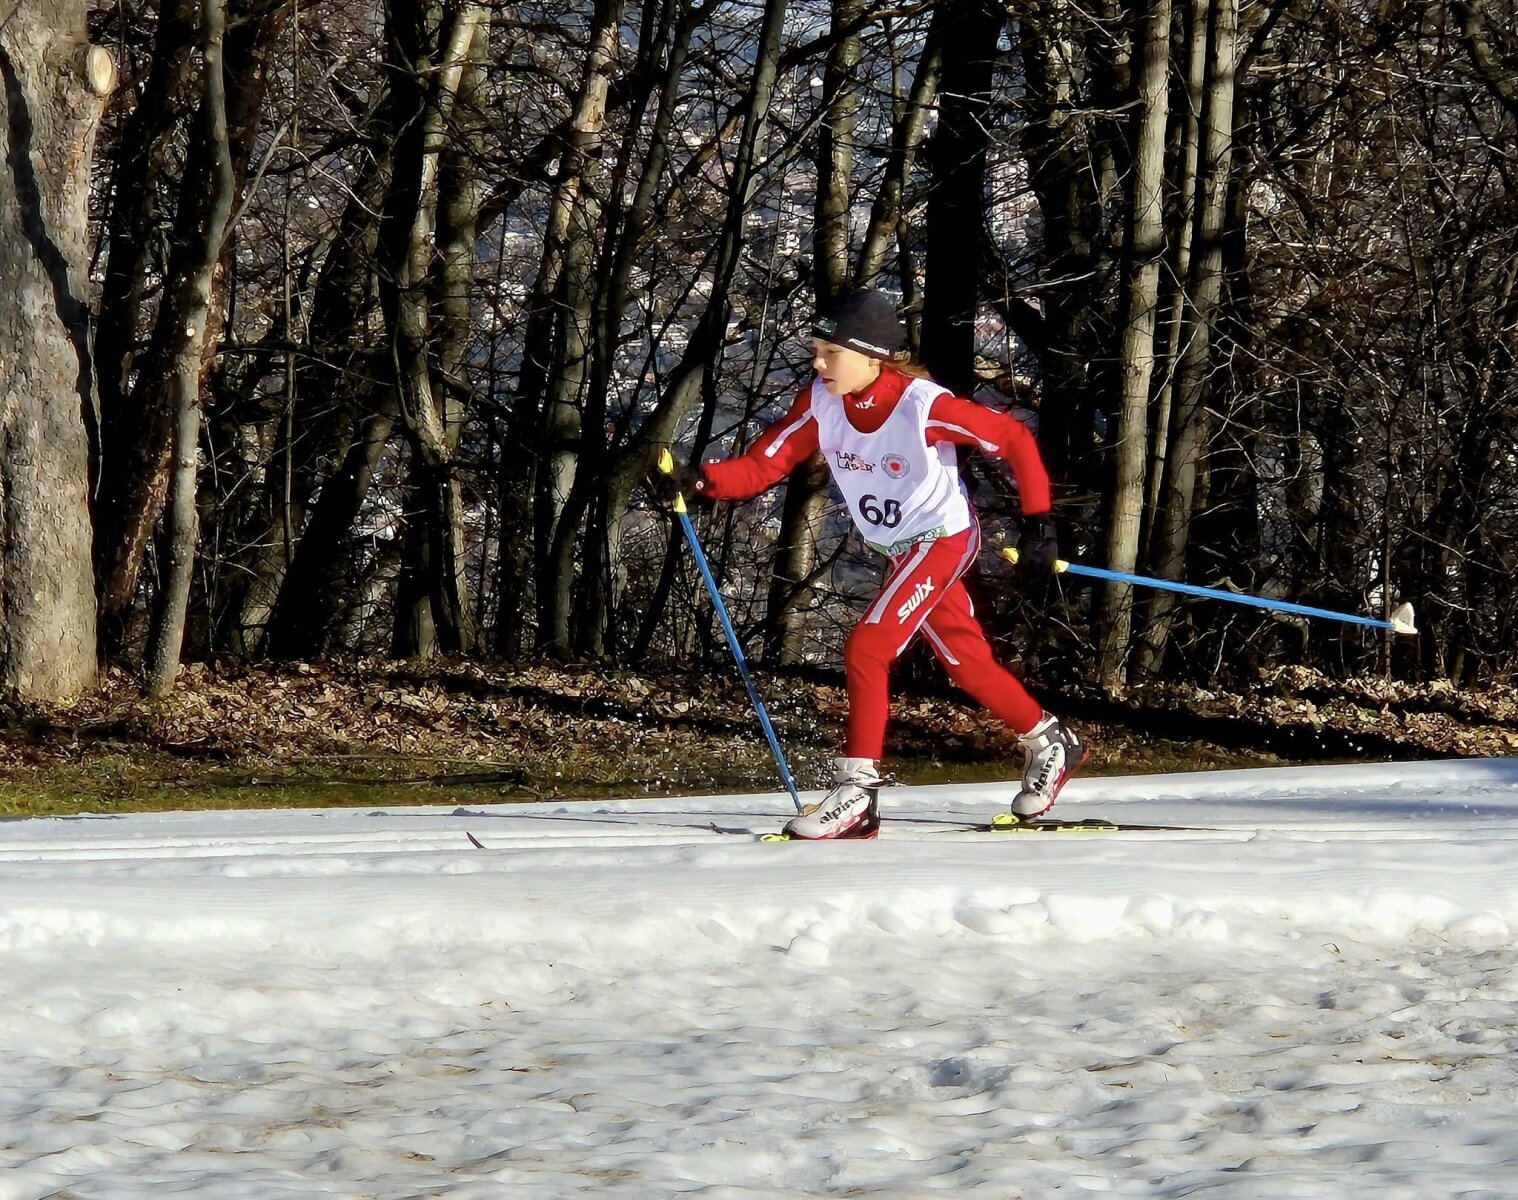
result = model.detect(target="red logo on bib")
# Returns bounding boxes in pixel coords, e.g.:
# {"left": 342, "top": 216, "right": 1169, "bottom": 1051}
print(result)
{"left": 881, "top": 454, "right": 910, "bottom": 479}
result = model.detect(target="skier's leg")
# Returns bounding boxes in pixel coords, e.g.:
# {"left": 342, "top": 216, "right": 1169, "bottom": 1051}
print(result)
{"left": 922, "top": 584, "right": 1088, "bottom": 816}
{"left": 919, "top": 583, "right": 1044, "bottom": 734}
{"left": 794, "top": 533, "right": 978, "bottom": 841}
{"left": 841, "top": 531, "right": 978, "bottom": 758}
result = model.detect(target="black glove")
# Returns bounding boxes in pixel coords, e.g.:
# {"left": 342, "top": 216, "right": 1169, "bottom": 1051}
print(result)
{"left": 1016, "top": 516, "right": 1060, "bottom": 581}
{"left": 648, "top": 456, "right": 708, "bottom": 507}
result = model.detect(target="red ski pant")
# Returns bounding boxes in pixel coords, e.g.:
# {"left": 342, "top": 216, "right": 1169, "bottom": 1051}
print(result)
{"left": 843, "top": 525, "right": 1044, "bottom": 759}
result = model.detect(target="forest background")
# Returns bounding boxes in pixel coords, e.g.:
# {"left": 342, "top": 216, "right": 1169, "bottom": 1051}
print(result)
{"left": 0, "top": 0, "right": 1513, "bottom": 813}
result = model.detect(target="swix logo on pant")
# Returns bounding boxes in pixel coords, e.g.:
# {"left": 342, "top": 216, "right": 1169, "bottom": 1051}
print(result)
{"left": 896, "top": 578, "right": 935, "bottom": 621}
{"left": 834, "top": 450, "right": 874, "bottom": 472}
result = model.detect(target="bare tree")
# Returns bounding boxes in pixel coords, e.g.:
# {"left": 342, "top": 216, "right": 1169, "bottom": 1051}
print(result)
{"left": 920, "top": 0, "right": 1005, "bottom": 394}
{"left": 379, "top": 0, "right": 488, "bottom": 658}
{"left": 1099, "top": 0, "right": 1172, "bottom": 690}
{"left": 143, "top": 0, "right": 236, "bottom": 695}
{"left": 1134, "top": 0, "right": 1239, "bottom": 675}
{"left": 531, "top": 0, "right": 628, "bottom": 656}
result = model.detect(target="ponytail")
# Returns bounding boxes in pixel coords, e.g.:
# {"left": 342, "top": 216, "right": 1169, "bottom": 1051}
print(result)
{"left": 887, "top": 355, "right": 937, "bottom": 382}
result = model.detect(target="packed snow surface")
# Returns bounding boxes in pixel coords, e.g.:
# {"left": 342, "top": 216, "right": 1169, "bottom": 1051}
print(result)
{"left": 4, "top": 758, "right": 1518, "bottom": 1198}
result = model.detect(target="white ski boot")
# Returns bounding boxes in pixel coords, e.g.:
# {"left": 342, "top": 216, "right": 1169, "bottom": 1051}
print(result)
{"left": 783, "top": 757, "right": 885, "bottom": 840}
{"left": 1010, "top": 713, "right": 1088, "bottom": 819}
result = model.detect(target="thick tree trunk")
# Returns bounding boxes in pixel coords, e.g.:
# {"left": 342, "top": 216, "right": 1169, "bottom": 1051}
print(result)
{"left": 433, "top": 21, "right": 489, "bottom": 412}
{"left": 1135, "top": 0, "right": 1238, "bottom": 676}
{"left": 855, "top": 25, "right": 943, "bottom": 288}
{"left": 920, "top": 0, "right": 1004, "bottom": 395}
{"left": 1144, "top": 0, "right": 1208, "bottom": 557}
{"left": 533, "top": 0, "right": 624, "bottom": 656}
{"left": 420, "top": 15, "right": 488, "bottom": 656}
{"left": 1097, "top": 0, "right": 1173, "bottom": 691}
{"left": 492, "top": 430, "right": 534, "bottom": 660}
{"left": 0, "top": 4, "right": 108, "bottom": 699}
{"left": 813, "top": 0, "right": 864, "bottom": 298}
{"left": 378, "top": 0, "right": 485, "bottom": 657}
{"left": 1018, "top": 1, "right": 1122, "bottom": 490}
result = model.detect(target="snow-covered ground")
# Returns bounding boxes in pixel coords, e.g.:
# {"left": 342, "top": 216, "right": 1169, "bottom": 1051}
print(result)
{"left": 3, "top": 758, "right": 1518, "bottom": 1199}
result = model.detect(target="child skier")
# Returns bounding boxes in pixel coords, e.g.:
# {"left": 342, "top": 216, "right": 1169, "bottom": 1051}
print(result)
{"left": 660, "top": 289, "right": 1087, "bottom": 840}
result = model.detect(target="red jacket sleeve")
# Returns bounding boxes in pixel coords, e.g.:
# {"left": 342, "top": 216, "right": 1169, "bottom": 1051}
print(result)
{"left": 698, "top": 386, "right": 821, "bottom": 501}
{"left": 925, "top": 393, "right": 1052, "bottom": 516}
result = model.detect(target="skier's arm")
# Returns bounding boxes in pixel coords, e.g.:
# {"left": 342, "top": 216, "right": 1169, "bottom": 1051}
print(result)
{"left": 696, "top": 387, "right": 821, "bottom": 501}
{"left": 925, "top": 392, "right": 1053, "bottom": 516}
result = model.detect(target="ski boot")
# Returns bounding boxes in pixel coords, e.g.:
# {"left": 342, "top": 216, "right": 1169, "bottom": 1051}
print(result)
{"left": 783, "top": 757, "right": 885, "bottom": 840}
{"left": 1010, "top": 713, "right": 1089, "bottom": 819}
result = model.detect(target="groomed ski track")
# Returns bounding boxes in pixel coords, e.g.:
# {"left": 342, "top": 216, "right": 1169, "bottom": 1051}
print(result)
{"left": 6, "top": 758, "right": 1518, "bottom": 1199}
{"left": 2, "top": 758, "right": 1516, "bottom": 948}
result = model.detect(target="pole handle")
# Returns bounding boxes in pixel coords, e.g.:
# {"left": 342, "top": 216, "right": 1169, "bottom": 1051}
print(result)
{"left": 1000, "top": 546, "right": 1070, "bottom": 573}
{"left": 656, "top": 448, "right": 687, "bottom": 514}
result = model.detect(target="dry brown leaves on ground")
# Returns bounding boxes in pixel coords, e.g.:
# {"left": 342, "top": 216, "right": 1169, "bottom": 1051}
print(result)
{"left": 0, "top": 659, "right": 1512, "bottom": 803}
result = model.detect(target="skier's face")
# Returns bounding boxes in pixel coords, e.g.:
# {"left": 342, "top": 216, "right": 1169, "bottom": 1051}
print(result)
{"left": 811, "top": 341, "right": 881, "bottom": 397}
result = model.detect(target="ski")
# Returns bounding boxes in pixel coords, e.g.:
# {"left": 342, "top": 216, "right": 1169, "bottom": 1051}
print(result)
{"left": 467, "top": 816, "right": 1205, "bottom": 848}
{"left": 762, "top": 815, "right": 1205, "bottom": 839}
{"left": 759, "top": 818, "right": 1122, "bottom": 841}
{"left": 988, "top": 813, "right": 1119, "bottom": 833}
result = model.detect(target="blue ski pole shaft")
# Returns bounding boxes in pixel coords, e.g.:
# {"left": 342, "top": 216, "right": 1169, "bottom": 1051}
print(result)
{"left": 1001, "top": 548, "right": 1418, "bottom": 635}
{"left": 659, "top": 451, "right": 804, "bottom": 812}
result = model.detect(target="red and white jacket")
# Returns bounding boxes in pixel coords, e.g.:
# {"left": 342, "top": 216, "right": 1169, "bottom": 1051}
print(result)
{"left": 699, "top": 366, "right": 1050, "bottom": 553}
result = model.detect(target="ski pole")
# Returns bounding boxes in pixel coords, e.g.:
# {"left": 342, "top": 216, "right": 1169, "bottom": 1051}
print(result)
{"left": 658, "top": 449, "right": 804, "bottom": 812}
{"left": 1001, "top": 547, "right": 1418, "bottom": 636}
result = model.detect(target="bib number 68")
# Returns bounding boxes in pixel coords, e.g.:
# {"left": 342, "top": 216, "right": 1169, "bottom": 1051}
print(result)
{"left": 858, "top": 494, "right": 902, "bottom": 528}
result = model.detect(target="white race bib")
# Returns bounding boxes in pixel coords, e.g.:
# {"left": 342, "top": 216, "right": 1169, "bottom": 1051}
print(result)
{"left": 811, "top": 377, "right": 972, "bottom": 554}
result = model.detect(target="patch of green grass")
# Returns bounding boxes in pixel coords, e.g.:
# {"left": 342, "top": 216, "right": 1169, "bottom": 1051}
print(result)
{"left": 0, "top": 722, "right": 1293, "bottom": 820}
{"left": 0, "top": 741, "right": 798, "bottom": 818}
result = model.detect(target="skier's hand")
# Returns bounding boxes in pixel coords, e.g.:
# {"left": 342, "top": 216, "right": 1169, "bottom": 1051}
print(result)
{"left": 1016, "top": 517, "right": 1060, "bottom": 581}
{"left": 648, "top": 454, "right": 709, "bottom": 508}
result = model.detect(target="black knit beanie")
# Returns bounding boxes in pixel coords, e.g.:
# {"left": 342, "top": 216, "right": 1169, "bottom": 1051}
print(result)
{"left": 810, "top": 290, "right": 907, "bottom": 358}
